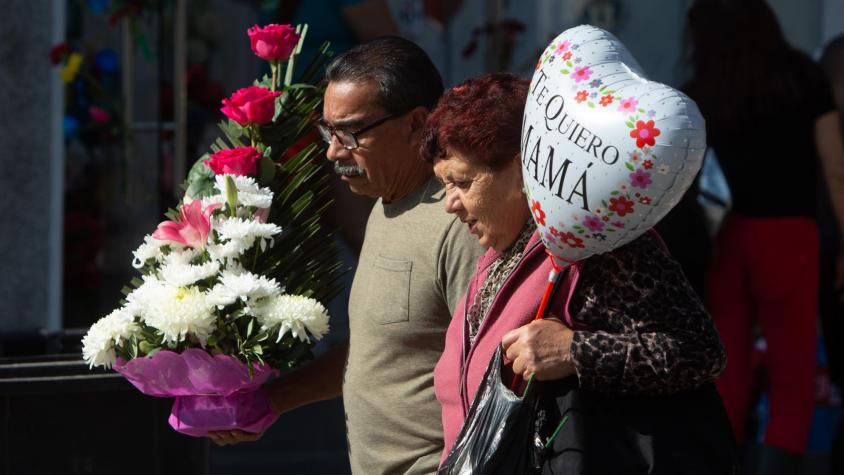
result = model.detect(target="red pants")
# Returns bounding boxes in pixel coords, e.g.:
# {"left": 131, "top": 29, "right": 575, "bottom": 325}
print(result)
{"left": 708, "top": 215, "right": 818, "bottom": 454}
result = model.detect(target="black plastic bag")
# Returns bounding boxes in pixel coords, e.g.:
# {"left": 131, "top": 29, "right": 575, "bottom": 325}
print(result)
{"left": 438, "top": 347, "right": 737, "bottom": 475}
{"left": 438, "top": 345, "right": 543, "bottom": 475}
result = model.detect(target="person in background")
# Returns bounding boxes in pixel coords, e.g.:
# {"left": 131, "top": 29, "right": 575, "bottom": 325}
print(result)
{"left": 209, "top": 37, "right": 483, "bottom": 475}
{"left": 819, "top": 33, "right": 844, "bottom": 475}
{"left": 685, "top": 1, "right": 844, "bottom": 473}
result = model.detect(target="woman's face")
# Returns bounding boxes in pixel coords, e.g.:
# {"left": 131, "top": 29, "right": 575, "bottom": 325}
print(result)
{"left": 434, "top": 150, "right": 530, "bottom": 252}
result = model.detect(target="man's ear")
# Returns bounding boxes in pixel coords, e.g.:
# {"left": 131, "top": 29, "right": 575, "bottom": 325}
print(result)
{"left": 408, "top": 106, "right": 429, "bottom": 135}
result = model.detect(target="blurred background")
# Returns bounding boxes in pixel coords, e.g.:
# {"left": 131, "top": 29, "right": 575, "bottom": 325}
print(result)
{"left": 1, "top": 0, "right": 843, "bottom": 474}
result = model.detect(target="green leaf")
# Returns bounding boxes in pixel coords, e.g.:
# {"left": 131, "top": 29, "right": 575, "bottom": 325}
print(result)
{"left": 560, "top": 69, "right": 570, "bottom": 74}
{"left": 587, "top": 102, "right": 595, "bottom": 108}
{"left": 224, "top": 120, "right": 245, "bottom": 143}
{"left": 138, "top": 340, "right": 156, "bottom": 355}
{"left": 625, "top": 121, "right": 634, "bottom": 128}
{"left": 184, "top": 155, "right": 216, "bottom": 199}
{"left": 625, "top": 162, "right": 635, "bottom": 171}
{"left": 273, "top": 95, "right": 285, "bottom": 122}
{"left": 284, "top": 84, "right": 318, "bottom": 92}
{"left": 611, "top": 191, "right": 619, "bottom": 195}
{"left": 566, "top": 61, "right": 573, "bottom": 67}
{"left": 164, "top": 207, "right": 180, "bottom": 221}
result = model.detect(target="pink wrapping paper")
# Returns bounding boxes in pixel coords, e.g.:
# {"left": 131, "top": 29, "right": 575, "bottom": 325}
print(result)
{"left": 114, "top": 348, "right": 280, "bottom": 436}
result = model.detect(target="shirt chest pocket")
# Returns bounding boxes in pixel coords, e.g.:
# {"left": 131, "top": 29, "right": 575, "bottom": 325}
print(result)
{"left": 364, "top": 255, "right": 413, "bottom": 324}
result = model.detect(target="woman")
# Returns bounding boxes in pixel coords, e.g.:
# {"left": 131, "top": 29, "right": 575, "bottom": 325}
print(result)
{"left": 686, "top": 1, "right": 844, "bottom": 471}
{"left": 422, "top": 73, "right": 730, "bottom": 470}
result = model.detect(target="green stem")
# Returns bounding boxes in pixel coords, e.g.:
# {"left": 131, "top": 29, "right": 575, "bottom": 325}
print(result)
{"left": 522, "top": 374, "right": 536, "bottom": 398}
{"left": 544, "top": 415, "right": 569, "bottom": 450}
{"left": 270, "top": 61, "right": 278, "bottom": 92}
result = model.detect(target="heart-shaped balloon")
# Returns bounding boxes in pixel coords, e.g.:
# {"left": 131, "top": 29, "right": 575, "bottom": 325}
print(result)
{"left": 522, "top": 25, "right": 705, "bottom": 267}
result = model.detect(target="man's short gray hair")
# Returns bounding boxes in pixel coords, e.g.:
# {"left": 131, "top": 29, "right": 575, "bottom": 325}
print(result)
{"left": 325, "top": 36, "right": 444, "bottom": 114}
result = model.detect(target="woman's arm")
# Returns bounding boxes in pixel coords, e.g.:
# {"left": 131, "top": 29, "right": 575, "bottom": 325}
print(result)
{"left": 568, "top": 233, "right": 726, "bottom": 395}
{"left": 816, "top": 110, "right": 844, "bottom": 293}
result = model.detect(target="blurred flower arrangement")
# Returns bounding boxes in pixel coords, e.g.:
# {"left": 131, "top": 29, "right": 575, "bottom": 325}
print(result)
{"left": 50, "top": 40, "right": 122, "bottom": 145}
{"left": 82, "top": 23, "right": 341, "bottom": 436}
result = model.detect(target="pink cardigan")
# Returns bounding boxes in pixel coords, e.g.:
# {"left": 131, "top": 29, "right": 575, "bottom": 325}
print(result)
{"left": 433, "top": 232, "right": 580, "bottom": 460}
{"left": 433, "top": 229, "right": 728, "bottom": 461}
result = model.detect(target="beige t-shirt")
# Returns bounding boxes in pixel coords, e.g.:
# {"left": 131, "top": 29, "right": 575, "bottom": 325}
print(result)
{"left": 344, "top": 177, "right": 483, "bottom": 475}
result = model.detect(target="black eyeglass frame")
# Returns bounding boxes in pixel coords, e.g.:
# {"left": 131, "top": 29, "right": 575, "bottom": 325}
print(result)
{"left": 316, "top": 113, "right": 396, "bottom": 150}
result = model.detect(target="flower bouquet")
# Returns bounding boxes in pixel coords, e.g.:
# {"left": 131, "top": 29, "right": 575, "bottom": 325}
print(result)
{"left": 81, "top": 24, "right": 343, "bottom": 437}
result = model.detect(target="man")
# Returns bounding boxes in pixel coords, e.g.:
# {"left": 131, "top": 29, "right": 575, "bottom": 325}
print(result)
{"left": 210, "top": 37, "right": 483, "bottom": 475}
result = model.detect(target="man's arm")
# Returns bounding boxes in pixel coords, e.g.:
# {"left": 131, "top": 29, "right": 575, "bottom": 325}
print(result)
{"left": 208, "top": 339, "right": 348, "bottom": 446}
{"left": 264, "top": 339, "right": 348, "bottom": 415}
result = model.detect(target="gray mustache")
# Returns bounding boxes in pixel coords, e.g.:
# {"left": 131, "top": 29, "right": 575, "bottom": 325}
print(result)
{"left": 334, "top": 161, "right": 366, "bottom": 177}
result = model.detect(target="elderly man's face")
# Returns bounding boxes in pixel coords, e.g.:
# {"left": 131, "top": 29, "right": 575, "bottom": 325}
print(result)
{"left": 322, "top": 81, "right": 418, "bottom": 199}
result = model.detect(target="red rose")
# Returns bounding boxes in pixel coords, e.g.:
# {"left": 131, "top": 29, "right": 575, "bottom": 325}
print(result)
{"left": 204, "top": 146, "right": 262, "bottom": 176}
{"left": 248, "top": 24, "right": 300, "bottom": 62}
{"left": 221, "top": 86, "right": 282, "bottom": 127}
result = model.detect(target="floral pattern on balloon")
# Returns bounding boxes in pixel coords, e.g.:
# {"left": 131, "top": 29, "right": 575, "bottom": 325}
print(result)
{"left": 523, "top": 25, "right": 705, "bottom": 263}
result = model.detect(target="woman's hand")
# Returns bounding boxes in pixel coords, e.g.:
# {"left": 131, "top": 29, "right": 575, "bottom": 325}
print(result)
{"left": 501, "top": 317, "right": 576, "bottom": 381}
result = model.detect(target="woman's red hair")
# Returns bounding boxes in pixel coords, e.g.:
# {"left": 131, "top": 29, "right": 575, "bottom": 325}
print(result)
{"left": 420, "top": 73, "right": 529, "bottom": 170}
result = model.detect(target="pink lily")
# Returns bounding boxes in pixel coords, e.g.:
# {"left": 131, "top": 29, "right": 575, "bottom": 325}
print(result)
{"left": 152, "top": 200, "right": 218, "bottom": 249}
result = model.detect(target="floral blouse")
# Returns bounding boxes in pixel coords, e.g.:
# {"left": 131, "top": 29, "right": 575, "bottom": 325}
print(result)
{"left": 467, "top": 220, "right": 536, "bottom": 344}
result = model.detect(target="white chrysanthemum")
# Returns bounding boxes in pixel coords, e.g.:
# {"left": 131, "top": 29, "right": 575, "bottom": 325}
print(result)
{"left": 204, "top": 174, "right": 274, "bottom": 209}
{"left": 127, "top": 277, "right": 216, "bottom": 345}
{"left": 82, "top": 307, "right": 140, "bottom": 368}
{"left": 159, "top": 253, "right": 221, "bottom": 287}
{"left": 252, "top": 294, "right": 329, "bottom": 343}
{"left": 206, "top": 269, "right": 281, "bottom": 308}
{"left": 163, "top": 248, "right": 199, "bottom": 264}
{"left": 132, "top": 234, "right": 169, "bottom": 268}
{"left": 213, "top": 215, "right": 281, "bottom": 252}
{"left": 206, "top": 238, "right": 251, "bottom": 262}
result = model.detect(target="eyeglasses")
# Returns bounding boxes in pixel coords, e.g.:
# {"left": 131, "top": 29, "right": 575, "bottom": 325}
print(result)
{"left": 316, "top": 113, "right": 396, "bottom": 150}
